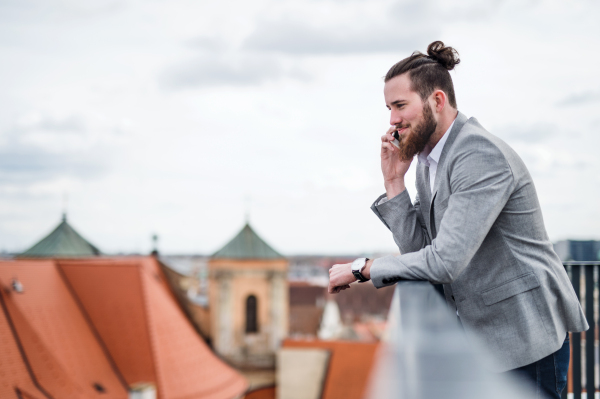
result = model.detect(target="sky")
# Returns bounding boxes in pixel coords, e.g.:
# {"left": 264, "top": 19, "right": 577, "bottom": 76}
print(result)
{"left": 0, "top": 0, "right": 599, "bottom": 255}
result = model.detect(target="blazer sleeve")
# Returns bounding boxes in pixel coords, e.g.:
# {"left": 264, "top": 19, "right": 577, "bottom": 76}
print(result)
{"left": 371, "top": 190, "right": 431, "bottom": 254}
{"left": 370, "top": 138, "right": 515, "bottom": 288}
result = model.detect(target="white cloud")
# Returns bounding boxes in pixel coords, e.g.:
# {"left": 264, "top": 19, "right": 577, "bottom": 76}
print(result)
{"left": 557, "top": 91, "right": 600, "bottom": 106}
{"left": 0, "top": 0, "right": 599, "bottom": 254}
{"left": 160, "top": 52, "right": 286, "bottom": 89}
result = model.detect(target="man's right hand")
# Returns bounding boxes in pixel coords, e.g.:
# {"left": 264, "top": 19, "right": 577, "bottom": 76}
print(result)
{"left": 381, "top": 126, "right": 413, "bottom": 199}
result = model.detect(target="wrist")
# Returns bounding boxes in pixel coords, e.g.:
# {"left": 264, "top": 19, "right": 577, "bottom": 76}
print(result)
{"left": 351, "top": 258, "right": 371, "bottom": 282}
{"left": 361, "top": 259, "right": 374, "bottom": 280}
{"left": 384, "top": 178, "right": 406, "bottom": 199}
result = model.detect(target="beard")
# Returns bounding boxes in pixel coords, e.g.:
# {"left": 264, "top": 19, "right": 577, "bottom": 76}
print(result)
{"left": 396, "top": 102, "right": 437, "bottom": 161}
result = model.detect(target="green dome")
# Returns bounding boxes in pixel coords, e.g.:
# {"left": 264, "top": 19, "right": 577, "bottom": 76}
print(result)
{"left": 18, "top": 214, "right": 101, "bottom": 258}
{"left": 212, "top": 223, "right": 283, "bottom": 259}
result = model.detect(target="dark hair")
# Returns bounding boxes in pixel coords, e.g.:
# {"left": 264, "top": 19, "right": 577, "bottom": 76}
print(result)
{"left": 385, "top": 41, "right": 460, "bottom": 108}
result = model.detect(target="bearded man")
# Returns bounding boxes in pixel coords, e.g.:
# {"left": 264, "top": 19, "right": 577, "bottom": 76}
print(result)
{"left": 327, "top": 41, "right": 587, "bottom": 398}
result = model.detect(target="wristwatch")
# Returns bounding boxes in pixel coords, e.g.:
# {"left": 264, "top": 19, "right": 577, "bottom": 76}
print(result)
{"left": 351, "top": 258, "right": 370, "bottom": 283}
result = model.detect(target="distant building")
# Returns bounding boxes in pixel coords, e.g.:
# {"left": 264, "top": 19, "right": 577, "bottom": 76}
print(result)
{"left": 279, "top": 339, "right": 379, "bottom": 399}
{"left": 554, "top": 240, "right": 600, "bottom": 261}
{"left": 18, "top": 213, "right": 101, "bottom": 258}
{"left": 289, "top": 282, "right": 326, "bottom": 338}
{"left": 207, "top": 223, "right": 289, "bottom": 369}
{"left": 159, "top": 257, "right": 212, "bottom": 340}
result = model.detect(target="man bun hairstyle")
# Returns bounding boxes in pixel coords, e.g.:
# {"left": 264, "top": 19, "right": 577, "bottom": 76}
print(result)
{"left": 385, "top": 41, "right": 460, "bottom": 108}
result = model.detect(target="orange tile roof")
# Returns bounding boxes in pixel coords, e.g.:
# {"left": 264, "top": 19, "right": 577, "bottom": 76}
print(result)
{"left": 0, "top": 257, "right": 248, "bottom": 399}
{"left": 0, "top": 285, "right": 48, "bottom": 399}
{"left": 58, "top": 258, "right": 157, "bottom": 386}
{"left": 58, "top": 257, "right": 248, "bottom": 399}
{"left": 0, "top": 259, "right": 129, "bottom": 398}
{"left": 282, "top": 339, "right": 379, "bottom": 399}
{"left": 244, "top": 386, "right": 276, "bottom": 399}
{"left": 16, "top": 389, "right": 45, "bottom": 399}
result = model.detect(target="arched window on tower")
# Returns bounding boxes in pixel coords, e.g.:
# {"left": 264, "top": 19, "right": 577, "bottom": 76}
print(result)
{"left": 246, "top": 295, "right": 258, "bottom": 333}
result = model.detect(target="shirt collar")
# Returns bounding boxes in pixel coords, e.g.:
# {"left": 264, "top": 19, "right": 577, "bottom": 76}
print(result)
{"left": 417, "top": 119, "right": 455, "bottom": 166}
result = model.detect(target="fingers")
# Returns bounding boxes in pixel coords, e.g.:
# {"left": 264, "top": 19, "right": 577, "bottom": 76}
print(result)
{"left": 381, "top": 132, "right": 396, "bottom": 143}
{"left": 329, "top": 284, "right": 351, "bottom": 294}
{"left": 328, "top": 263, "right": 355, "bottom": 294}
{"left": 382, "top": 126, "right": 398, "bottom": 142}
{"left": 381, "top": 141, "right": 398, "bottom": 155}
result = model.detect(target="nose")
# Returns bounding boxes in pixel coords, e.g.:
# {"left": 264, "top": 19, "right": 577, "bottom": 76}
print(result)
{"left": 390, "top": 109, "right": 402, "bottom": 127}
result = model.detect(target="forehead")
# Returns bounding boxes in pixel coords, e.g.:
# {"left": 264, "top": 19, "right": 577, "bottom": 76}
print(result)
{"left": 384, "top": 74, "right": 418, "bottom": 103}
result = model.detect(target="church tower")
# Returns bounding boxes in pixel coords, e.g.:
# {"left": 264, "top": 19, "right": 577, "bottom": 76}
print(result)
{"left": 208, "top": 223, "right": 288, "bottom": 368}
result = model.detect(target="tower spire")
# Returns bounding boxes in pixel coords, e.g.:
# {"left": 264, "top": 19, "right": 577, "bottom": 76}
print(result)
{"left": 62, "top": 191, "right": 68, "bottom": 222}
{"left": 244, "top": 195, "right": 251, "bottom": 224}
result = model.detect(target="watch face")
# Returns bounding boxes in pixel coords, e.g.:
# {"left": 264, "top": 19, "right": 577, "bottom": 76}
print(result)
{"left": 352, "top": 258, "right": 366, "bottom": 271}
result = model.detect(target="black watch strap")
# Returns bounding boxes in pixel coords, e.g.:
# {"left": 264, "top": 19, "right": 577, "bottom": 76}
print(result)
{"left": 352, "top": 258, "right": 370, "bottom": 282}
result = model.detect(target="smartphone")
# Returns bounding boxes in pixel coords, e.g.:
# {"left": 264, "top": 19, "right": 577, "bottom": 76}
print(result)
{"left": 391, "top": 130, "right": 401, "bottom": 149}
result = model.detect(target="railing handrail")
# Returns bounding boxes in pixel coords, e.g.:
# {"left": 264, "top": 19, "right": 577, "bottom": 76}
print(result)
{"left": 366, "top": 281, "right": 532, "bottom": 399}
{"left": 563, "top": 261, "right": 600, "bottom": 266}
{"left": 368, "top": 263, "right": 600, "bottom": 398}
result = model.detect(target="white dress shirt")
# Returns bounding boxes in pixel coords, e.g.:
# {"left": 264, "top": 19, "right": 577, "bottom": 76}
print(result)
{"left": 418, "top": 119, "right": 455, "bottom": 194}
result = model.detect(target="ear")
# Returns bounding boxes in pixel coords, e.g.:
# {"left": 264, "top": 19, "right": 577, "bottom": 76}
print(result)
{"left": 431, "top": 90, "right": 447, "bottom": 113}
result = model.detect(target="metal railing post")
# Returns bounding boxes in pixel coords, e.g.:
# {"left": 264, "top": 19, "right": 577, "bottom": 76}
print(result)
{"left": 572, "top": 264, "right": 582, "bottom": 399}
{"left": 585, "top": 264, "right": 595, "bottom": 397}
{"left": 564, "top": 261, "right": 600, "bottom": 398}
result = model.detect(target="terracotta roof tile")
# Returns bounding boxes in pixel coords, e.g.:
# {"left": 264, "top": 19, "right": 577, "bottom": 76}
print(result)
{"left": 58, "top": 257, "right": 248, "bottom": 399}
{"left": 141, "top": 259, "right": 248, "bottom": 399}
{"left": 58, "top": 259, "right": 156, "bottom": 386}
{"left": 0, "top": 260, "right": 128, "bottom": 398}
{"left": 283, "top": 339, "right": 379, "bottom": 399}
{"left": 244, "top": 386, "right": 276, "bottom": 399}
{"left": 0, "top": 257, "right": 247, "bottom": 399}
{"left": 0, "top": 288, "right": 48, "bottom": 399}
{"left": 16, "top": 389, "right": 46, "bottom": 399}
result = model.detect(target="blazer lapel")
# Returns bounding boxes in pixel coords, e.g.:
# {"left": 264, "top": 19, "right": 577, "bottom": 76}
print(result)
{"left": 416, "top": 163, "right": 432, "bottom": 236}
{"left": 425, "top": 112, "right": 469, "bottom": 238}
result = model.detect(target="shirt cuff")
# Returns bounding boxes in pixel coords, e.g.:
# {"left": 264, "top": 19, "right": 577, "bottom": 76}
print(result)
{"left": 377, "top": 196, "right": 390, "bottom": 205}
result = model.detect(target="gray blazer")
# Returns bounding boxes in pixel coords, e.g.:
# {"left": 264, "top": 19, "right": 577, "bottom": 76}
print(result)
{"left": 370, "top": 112, "right": 588, "bottom": 371}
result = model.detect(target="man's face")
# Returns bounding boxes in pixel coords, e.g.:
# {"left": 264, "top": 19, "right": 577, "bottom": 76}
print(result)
{"left": 384, "top": 74, "right": 438, "bottom": 160}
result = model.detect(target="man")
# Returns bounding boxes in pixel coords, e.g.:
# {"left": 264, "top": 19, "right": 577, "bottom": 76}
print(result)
{"left": 327, "top": 41, "right": 587, "bottom": 398}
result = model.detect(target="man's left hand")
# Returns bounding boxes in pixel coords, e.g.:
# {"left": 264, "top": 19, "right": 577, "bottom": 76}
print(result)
{"left": 328, "top": 263, "right": 356, "bottom": 294}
